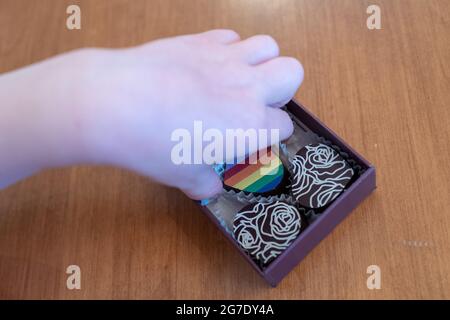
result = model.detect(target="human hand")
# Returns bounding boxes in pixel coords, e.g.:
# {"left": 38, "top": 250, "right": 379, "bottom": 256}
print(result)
{"left": 0, "top": 30, "right": 304, "bottom": 199}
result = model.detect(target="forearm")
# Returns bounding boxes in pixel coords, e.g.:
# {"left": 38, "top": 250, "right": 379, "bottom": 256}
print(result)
{"left": 0, "top": 50, "right": 96, "bottom": 188}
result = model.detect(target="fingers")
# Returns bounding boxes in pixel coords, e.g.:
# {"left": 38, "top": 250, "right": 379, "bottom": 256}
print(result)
{"left": 180, "top": 107, "right": 293, "bottom": 200}
{"left": 181, "top": 166, "right": 223, "bottom": 200}
{"left": 254, "top": 57, "right": 304, "bottom": 106}
{"left": 225, "top": 106, "right": 293, "bottom": 161}
{"left": 194, "top": 29, "right": 241, "bottom": 44}
{"left": 227, "top": 34, "right": 302, "bottom": 105}
{"left": 264, "top": 107, "right": 294, "bottom": 142}
{"left": 231, "top": 35, "right": 280, "bottom": 65}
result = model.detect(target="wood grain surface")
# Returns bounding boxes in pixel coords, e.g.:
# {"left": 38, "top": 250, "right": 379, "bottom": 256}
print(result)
{"left": 0, "top": 0, "right": 449, "bottom": 299}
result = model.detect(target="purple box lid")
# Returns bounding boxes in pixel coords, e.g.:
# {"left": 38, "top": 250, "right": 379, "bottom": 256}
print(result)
{"left": 196, "top": 100, "right": 376, "bottom": 286}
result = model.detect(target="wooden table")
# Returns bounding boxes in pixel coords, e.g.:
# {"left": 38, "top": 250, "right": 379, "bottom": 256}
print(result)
{"left": 0, "top": 0, "right": 449, "bottom": 299}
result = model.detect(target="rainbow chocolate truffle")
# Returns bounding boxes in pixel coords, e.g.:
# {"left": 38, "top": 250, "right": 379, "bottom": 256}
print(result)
{"left": 233, "top": 201, "right": 303, "bottom": 265}
{"left": 223, "top": 146, "right": 287, "bottom": 196}
{"left": 291, "top": 143, "right": 354, "bottom": 209}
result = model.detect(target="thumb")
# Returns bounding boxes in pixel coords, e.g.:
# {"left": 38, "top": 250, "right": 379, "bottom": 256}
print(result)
{"left": 181, "top": 166, "right": 223, "bottom": 200}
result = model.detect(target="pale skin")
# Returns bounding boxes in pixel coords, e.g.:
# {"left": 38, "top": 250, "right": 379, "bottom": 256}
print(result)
{"left": 0, "top": 30, "right": 303, "bottom": 200}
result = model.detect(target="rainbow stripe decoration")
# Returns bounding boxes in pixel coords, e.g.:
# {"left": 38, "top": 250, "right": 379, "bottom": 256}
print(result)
{"left": 223, "top": 147, "right": 284, "bottom": 194}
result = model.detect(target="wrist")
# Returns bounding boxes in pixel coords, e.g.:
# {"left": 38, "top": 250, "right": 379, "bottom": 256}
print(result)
{"left": 31, "top": 49, "right": 100, "bottom": 168}
{"left": 0, "top": 49, "right": 101, "bottom": 188}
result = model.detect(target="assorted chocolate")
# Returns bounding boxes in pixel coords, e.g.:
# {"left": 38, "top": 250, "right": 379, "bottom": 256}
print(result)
{"left": 219, "top": 136, "right": 356, "bottom": 267}
{"left": 233, "top": 201, "right": 303, "bottom": 265}
{"left": 291, "top": 143, "right": 354, "bottom": 208}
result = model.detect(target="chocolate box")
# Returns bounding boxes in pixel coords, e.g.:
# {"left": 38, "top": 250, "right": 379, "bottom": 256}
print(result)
{"left": 196, "top": 100, "right": 376, "bottom": 287}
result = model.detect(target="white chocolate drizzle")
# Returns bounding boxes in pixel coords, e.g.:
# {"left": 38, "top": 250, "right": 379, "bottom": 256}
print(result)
{"left": 233, "top": 201, "right": 301, "bottom": 264}
{"left": 291, "top": 143, "right": 354, "bottom": 208}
